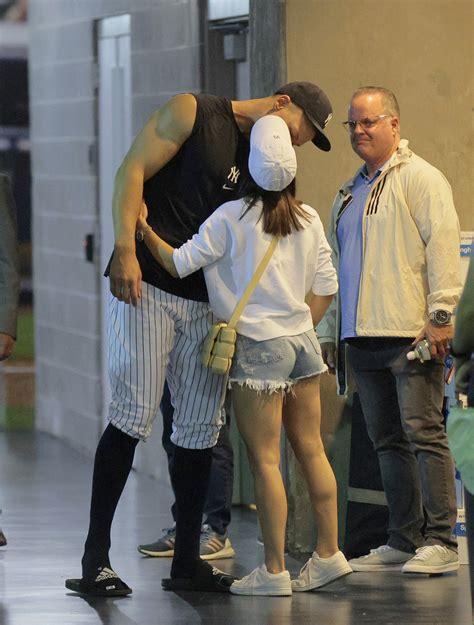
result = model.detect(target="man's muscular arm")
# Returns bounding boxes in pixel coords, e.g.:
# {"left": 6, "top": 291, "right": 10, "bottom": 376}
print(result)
{"left": 0, "top": 333, "right": 15, "bottom": 361}
{"left": 109, "top": 94, "right": 197, "bottom": 306}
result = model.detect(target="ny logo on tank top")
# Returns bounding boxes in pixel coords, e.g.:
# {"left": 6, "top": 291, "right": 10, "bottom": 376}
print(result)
{"left": 222, "top": 165, "right": 241, "bottom": 191}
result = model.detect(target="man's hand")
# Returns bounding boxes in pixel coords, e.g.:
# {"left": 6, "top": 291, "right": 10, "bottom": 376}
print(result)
{"left": 412, "top": 321, "right": 453, "bottom": 358}
{"left": 109, "top": 247, "right": 142, "bottom": 307}
{"left": 321, "top": 341, "right": 337, "bottom": 373}
{"left": 0, "top": 333, "right": 15, "bottom": 361}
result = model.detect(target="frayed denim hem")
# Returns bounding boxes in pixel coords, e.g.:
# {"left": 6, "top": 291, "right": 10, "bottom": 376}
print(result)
{"left": 228, "top": 369, "right": 326, "bottom": 395}
{"left": 228, "top": 378, "right": 293, "bottom": 395}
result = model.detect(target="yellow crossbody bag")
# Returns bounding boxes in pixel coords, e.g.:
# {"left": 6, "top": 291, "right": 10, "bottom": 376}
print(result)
{"left": 201, "top": 237, "right": 278, "bottom": 375}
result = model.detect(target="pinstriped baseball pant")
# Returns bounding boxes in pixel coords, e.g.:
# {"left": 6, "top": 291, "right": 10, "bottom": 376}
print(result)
{"left": 107, "top": 282, "right": 226, "bottom": 449}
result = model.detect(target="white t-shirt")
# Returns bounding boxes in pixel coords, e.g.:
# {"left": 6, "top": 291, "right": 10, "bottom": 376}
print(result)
{"left": 173, "top": 198, "right": 338, "bottom": 341}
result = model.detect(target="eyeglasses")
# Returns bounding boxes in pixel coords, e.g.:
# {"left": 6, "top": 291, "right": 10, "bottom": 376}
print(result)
{"left": 342, "top": 115, "right": 390, "bottom": 133}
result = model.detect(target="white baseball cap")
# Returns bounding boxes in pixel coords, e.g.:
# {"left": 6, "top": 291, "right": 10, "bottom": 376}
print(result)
{"left": 248, "top": 115, "right": 297, "bottom": 191}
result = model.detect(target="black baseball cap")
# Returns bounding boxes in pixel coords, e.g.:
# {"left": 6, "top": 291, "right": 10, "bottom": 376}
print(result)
{"left": 275, "top": 82, "right": 333, "bottom": 151}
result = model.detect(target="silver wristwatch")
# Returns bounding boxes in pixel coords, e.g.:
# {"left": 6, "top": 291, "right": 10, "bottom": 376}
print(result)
{"left": 429, "top": 310, "right": 452, "bottom": 326}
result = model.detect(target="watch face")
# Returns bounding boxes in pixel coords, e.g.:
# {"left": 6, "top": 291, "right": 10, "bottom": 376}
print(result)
{"left": 433, "top": 310, "right": 450, "bottom": 324}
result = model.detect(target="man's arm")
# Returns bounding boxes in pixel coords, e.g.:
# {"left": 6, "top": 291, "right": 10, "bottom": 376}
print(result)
{"left": 0, "top": 334, "right": 15, "bottom": 361}
{"left": 109, "top": 93, "right": 197, "bottom": 306}
{"left": 407, "top": 167, "right": 462, "bottom": 357}
{"left": 0, "top": 175, "right": 20, "bottom": 361}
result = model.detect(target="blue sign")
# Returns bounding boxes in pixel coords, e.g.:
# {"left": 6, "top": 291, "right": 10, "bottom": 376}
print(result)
{"left": 460, "top": 243, "right": 472, "bottom": 257}
{"left": 455, "top": 522, "right": 466, "bottom": 537}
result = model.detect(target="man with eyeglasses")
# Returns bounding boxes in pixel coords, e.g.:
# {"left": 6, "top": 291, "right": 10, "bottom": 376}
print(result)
{"left": 318, "top": 86, "right": 462, "bottom": 575}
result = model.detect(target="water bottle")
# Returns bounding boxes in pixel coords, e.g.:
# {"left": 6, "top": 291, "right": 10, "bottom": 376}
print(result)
{"left": 407, "top": 339, "right": 432, "bottom": 363}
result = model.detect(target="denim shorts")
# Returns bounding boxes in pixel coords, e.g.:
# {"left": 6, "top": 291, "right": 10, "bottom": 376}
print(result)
{"left": 228, "top": 329, "right": 327, "bottom": 393}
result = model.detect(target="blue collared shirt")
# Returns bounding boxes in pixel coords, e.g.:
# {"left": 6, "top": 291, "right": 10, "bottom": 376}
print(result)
{"left": 337, "top": 168, "right": 381, "bottom": 339}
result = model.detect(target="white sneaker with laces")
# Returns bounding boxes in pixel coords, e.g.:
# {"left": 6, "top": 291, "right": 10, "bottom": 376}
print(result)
{"left": 292, "top": 550, "right": 352, "bottom": 591}
{"left": 401, "top": 545, "right": 459, "bottom": 575}
{"left": 230, "top": 564, "right": 292, "bottom": 596}
{"left": 348, "top": 545, "right": 413, "bottom": 571}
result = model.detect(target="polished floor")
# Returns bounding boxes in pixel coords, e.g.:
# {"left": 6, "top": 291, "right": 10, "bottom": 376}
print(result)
{"left": 0, "top": 432, "right": 472, "bottom": 625}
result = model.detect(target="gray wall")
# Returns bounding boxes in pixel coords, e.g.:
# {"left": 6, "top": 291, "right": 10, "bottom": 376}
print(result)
{"left": 286, "top": 0, "right": 473, "bottom": 231}
{"left": 29, "top": 0, "right": 202, "bottom": 481}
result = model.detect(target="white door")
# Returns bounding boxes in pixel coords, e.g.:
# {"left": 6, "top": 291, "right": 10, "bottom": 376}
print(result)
{"left": 97, "top": 15, "right": 132, "bottom": 427}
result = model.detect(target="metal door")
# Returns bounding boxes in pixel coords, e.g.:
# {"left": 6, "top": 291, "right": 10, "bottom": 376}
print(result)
{"left": 97, "top": 15, "right": 131, "bottom": 426}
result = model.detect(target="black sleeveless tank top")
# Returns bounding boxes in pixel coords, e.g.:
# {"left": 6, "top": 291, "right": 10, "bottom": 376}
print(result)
{"left": 137, "top": 94, "right": 250, "bottom": 301}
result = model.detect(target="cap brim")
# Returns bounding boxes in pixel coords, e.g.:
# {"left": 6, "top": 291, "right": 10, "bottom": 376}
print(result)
{"left": 304, "top": 111, "right": 331, "bottom": 151}
{"left": 312, "top": 128, "right": 331, "bottom": 152}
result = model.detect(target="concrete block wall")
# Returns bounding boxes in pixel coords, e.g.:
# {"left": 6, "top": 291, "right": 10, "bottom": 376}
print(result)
{"left": 285, "top": 0, "right": 473, "bottom": 231}
{"left": 29, "top": 0, "right": 202, "bottom": 482}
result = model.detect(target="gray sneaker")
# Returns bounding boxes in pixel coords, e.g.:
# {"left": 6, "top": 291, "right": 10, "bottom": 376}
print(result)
{"left": 349, "top": 545, "right": 413, "bottom": 571}
{"left": 137, "top": 526, "right": 176, "bottom": 557}
{"left": 199, "top": 524, "right": 235, "bottom": 561}
{"left": 137, "top": 524, "right": 235, "bottom": 560}
{"left": 401, "top": 545, "right": 459, "bottom": 575}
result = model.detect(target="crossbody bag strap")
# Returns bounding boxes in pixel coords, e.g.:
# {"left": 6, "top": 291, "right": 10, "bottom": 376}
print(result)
{"left": 227, "top": 236, "right": 278, "bottom": 329}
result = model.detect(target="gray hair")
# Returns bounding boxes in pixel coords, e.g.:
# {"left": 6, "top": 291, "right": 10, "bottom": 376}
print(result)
{"left": 351, "top": 86, "right": 400, "bottom": 118}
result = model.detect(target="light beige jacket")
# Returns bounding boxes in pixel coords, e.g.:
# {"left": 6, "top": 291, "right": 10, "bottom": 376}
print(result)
{"left": 318, "top": 140, "right": 462, "bottom": 392}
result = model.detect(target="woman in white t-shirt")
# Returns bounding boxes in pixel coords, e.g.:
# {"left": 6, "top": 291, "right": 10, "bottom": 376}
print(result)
{"left": 135, "top": 115, "right": 352, "bottom": 596}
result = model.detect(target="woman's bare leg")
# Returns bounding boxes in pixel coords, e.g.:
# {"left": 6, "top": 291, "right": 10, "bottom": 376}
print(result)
{"left": 283, "top": 376, "right": 338, "bottom": 557}
{"left": 232, "top": 386, "right": 286, "bottom": 573}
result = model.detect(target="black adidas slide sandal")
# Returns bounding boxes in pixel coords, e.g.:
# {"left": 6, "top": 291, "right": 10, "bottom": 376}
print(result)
{"left": 162, "top": 563, "right": 236, "bottom": 593}
{"left": 65, "top": 567, "right": 132, "bottom": 597}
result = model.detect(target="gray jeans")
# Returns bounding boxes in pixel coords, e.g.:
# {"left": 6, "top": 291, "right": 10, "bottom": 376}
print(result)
{"left": 346, "top": 337, "right": 457, "bottom": 553}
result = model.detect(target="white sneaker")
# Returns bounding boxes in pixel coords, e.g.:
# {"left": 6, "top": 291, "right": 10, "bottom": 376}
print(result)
{"left": 348, "top": 545, "right": 413, "bottom": 571}
{"left": 401, "top": 545, "right": 459, "bottom": 575}
{"left": 292, "top": 551, "right": 352, "bottom": 591}
{"left": 230, "top": 564, "right": 292, "bottom": 596}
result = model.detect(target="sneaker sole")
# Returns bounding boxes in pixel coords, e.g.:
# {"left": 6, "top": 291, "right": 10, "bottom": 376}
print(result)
{"left": 402, "top": 562, "right": 460, "bottom": 575}
{"left": 230, "top": 585, "right": 292, "bottom": 596}
{"left": 137, "top": 546, "right": 174, "bottom": 557}
{"left": 200, "top": 546, "right": 236, "bottom": 561}
{"left": 292, "top": 566, "right": 353, "bottom": 591}
{"left": 350, "top": 562, "right": 406, "bottom": 572}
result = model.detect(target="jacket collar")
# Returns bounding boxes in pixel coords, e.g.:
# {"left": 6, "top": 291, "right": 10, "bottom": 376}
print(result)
{"left": 338, "top": 139, "right": 412, "bottom": 196}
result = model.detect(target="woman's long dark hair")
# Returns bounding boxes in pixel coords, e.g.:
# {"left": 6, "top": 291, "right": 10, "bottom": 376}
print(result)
{"left": 239, "top": 178, "right": 311, "bottom": 237}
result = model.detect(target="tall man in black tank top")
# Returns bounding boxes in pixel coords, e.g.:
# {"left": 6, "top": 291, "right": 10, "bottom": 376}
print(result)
{"left": 65, "top": 83, "right": 333, "bottom": 595}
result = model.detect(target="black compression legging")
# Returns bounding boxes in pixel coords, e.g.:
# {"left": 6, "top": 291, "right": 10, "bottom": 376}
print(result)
{"left": 170, "top": 445, "right": 213, "bottom": 578}
{"left": 82, "top": 423, "right": 138, "bottom": 577}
